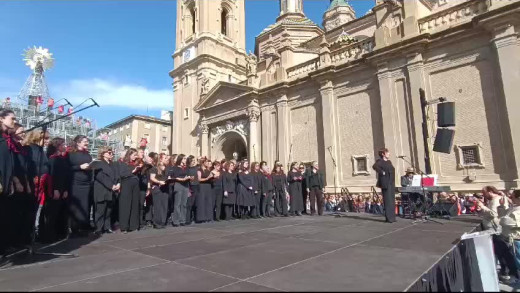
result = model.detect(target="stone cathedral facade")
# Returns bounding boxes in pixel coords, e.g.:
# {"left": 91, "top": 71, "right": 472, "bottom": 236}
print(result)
{"left": 170, "top": 0, "right": 520, "bottom": 192}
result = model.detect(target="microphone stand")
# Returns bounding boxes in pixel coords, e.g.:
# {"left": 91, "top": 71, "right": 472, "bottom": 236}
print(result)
{"left": 396, "top": 156, "right": 442, "bottom": 225}
{"left": 4, "top": 100, "right": 100, "bottom": 261}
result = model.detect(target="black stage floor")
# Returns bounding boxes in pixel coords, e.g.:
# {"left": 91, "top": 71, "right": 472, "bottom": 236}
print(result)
{"left": 0, "top": 213, "right": 480, "bottom": 291}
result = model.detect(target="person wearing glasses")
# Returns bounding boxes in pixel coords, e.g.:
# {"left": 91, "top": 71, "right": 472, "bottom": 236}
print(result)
{"left": 92, "top": 147, "right": 119, "bottom": 235}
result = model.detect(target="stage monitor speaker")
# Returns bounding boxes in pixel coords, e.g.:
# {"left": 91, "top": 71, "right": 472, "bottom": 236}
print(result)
{"left": 429, "top": 201, "right": 458, "bottom": 217}
{"left": 433, "top": 128, "right": 455, "bottom": 154}
{"left": 437, "top": 102, "right": 455, "bottom": 127}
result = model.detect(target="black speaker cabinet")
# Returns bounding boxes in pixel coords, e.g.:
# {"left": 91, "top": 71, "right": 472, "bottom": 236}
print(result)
{"left": 437, "top": 102, "right": 455, "bottom": 127}
{"left": 433, "top": 128, "right": 455, "bottom": 154}
{"left": 429, "top": 201, "right": 458, "bottom": 217}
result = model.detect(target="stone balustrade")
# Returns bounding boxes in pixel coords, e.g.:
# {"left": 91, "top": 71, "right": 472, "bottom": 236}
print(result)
{"left": 330, "top": 38, "right": 374, "bottom": 65}
{"left": 418, "top": 0, "right": 489, "bottom": 34}
{"left": 286, "top": 37, "right": 374, "bottom": 80}
{"left": 286, "top": 57, "right": 320, "bottom": 79}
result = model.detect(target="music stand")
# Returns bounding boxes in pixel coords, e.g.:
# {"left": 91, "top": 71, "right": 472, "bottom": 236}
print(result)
{"left": 396, "top": 156, "right": 443, "bottom": 225}
{"left": 3, "top": 99, "right": 100, "bottom": 261}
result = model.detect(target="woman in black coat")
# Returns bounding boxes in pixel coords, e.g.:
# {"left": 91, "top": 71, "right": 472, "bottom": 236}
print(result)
{"left": 197, "top": 158, "right": 214, "bottom": 223}
{"left": 149, "top": 162, "right": 169, "bottom": 229}
{"left": 222, "top": 160, "right": 237, "bottom": 221}
{"left": 43, "top": 137, "right": 71, "bottom": 241}
{"left": 92, "top": 146, "right": 118, "bottom": 235}
{"left": 118, "top": 148, "right": 142, "bottom": 233}
{"left": 288, "top": 162, "right": 304, "bottom": 216}
{"left": 211, "top": 161, "right": 223, "bottom": 221}
{"left": 0, "top": 109, "right": 16, "bottom": 253}
{"left": 372, "top": 148, "right": 396, "bottom": 223}
{"left": 250, "top": 162, "right": 263, "bottom": 219}
{"left": 236, "top": 160, "right": 254, "bottom": 219}
{"left": 67, "top": 135, "right": 93, "bottom": 235}
{"left": 260, "top": 164, "right": 274, "bottom": 218}
{"left": 272, "top": 163, "right": 288, "bottom": 217}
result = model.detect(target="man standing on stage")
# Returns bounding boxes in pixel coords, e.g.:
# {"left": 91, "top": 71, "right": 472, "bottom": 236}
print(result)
{"left": 372, "top": 148, "right": 396, "bottom": 223}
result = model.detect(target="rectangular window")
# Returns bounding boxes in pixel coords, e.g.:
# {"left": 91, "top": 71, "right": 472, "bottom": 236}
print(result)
{"left": 144, "top": 123, "right": 151, "bottom": 129}
{"left": 183, "top": 107, "right": 190, "bottom": 119}
{"left": 456, "top": 144, "right": 484, "bottom": 168}
{"left": 162, "top": 136, "right": 168, "bottom": 145}
{"left": 162, "top": 126, "right": 168, "bottom": 132}
{"left": 126, "top": 124, "right": 130, "bottom": 129}
{"left": 352, "top": 155, "right": 370, "bottom": 176}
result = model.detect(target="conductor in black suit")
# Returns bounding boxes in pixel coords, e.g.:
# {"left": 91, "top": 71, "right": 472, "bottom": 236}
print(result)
{"left": 372, "top": 148, "right": 396, "bottom": 223}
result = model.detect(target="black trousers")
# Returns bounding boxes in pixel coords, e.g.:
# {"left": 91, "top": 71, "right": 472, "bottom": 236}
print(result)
{"left": 94, "top": 200, "right": 112, "bottom": 232}
{"left": 493, "top": 235, "right": 519, "bottom": 278}
{"left": 302, "top": 188, "right": 309, "bottom": 214}
{"left": 139, "top": 190, "right": 146, "bottom": 227}
{"left": 309, "top": 187, "right": 324, "bottom": 216}
{"left": 186, "top": 185, "right": 198, "bottom": 224}
{"left": 152, "top": 188, "right": 169, "bottom": 227}
{"left": 214, "top": 187, "right": 223, "bottom": 220}
{"left": 43, "top": 199, "right": 67, "bottom": 241}
{"left": 252, "top": 193, "right": 261, "bottom": 217}
{"left": 262, "top": 192, "right": 274, "bottom": 217}
{"left": 119, "top": 178, "right": 140, "bottom": 231}
{"left": 274, "top": 189, "right": 288, "bottom": 216}
{"left": 223, "top": 205, "right": 234, "bottom": 220}
{"left": 382, "top": 187, "right": 396, "bottom": 223}
{"left": 144, "top": 193, "right": 153, "bottom": 222}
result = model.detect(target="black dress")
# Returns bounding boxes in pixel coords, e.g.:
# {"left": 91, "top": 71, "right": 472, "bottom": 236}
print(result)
{"left": 0, "top": 134, "right": 14, "bottom": 252}
{"left": 251, "top": 171, "right": 263, "bottom": 218}
{"left": 150, "top": 167, "right": 169, "bottom": 228}
{"left": 197, "top": 169, "right": 213, "bottom": 222}
{"left": 288, "top": 171, "right": 304, "bottom": 214}
{"left": 67, "top": 150, "right": 93, "bottom": 231}
{"left": 237, "top": 172, "right": 254, "bottom": 208}
{"left": 222, "top": 171, "right": 237, "bottom": 220}
{"left": 43, "top": 154, "right": 70, "bottom": 241}
{"left": 118, "top": 162, "right": 140, "bottom": 231}
{"left": 372, "top": 158, "right": 396, "bottom": 223}
{"left": 212, "top": 171, "right": 223, "bottom": 221}
{"left": 138, "top": 165, "right": 153, "bottom": 226}
{"left": 11, "top": 144, "right": 33, "bottom": 246}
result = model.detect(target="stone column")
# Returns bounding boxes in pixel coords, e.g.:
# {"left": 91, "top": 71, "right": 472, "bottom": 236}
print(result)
{"left": 318, "top": 80, "right": 338, "bottom": 189}
{"left": 248, "top": 100, "right": 261, "bottom": 162}
{"left": 200, "top": 121, "right": 209, "bottom": 158}
{"left": 406, "top": 53, "right": 428, "bottom": 173}
{"left": 376, "top": 63, "right": 399, "bottom": 184}
{"left": 261, "top": 107, "right": 271, "bottom": 164}
{"left": 489, "top": 23, "right": 520, "bottom": 184}
{"left": 276, "top": 95, "right": 289, "bottom": 167}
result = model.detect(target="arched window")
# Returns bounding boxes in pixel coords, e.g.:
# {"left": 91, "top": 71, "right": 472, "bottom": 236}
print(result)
{"left": 190, "top": 7, "right": 196, "bottom": 36}
{"left": 221, "top": 8, "right": 228, "bottom": 36}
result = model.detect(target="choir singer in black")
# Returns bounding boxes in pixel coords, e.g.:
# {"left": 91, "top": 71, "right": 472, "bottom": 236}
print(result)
{"left": 372, "top": 148, "right": 396, "bottom": 223}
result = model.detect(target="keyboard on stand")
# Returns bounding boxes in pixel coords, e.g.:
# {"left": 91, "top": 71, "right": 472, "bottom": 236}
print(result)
{"left": 397, "top": 186, "right": 451, "bottom": 194}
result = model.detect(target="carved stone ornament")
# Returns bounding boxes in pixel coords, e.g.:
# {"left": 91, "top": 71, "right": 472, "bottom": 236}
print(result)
{"left": 201, "top": 77, "right": 210, "bottom": 95}
{"left": 247, "top": 108, "right": 260, "bottom": 122}
{"left": 199, "top": 122, "right": 209, "bottom": 134}
{"left": 246, "top": 53, "right": 257, "bottom": 76}
{"left": 211, "top": 119, "right": 249, "bottom": 145}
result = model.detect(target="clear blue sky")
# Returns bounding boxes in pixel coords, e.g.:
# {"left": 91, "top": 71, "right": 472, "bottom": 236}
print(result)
{"left": 0, "top": 0, "right": 374, "bottom": 127}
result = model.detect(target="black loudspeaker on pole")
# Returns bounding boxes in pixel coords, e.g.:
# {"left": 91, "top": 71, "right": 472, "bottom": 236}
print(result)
{"left": 437, "top": 102, "right": 455, "bottom": 127}
{"left": 433, "top": 128, "right": 455, "bottom": 154}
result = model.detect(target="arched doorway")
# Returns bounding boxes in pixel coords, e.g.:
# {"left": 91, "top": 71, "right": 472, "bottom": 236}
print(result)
{"left": 214, "top": 131, "right": 248, "bottom": 161}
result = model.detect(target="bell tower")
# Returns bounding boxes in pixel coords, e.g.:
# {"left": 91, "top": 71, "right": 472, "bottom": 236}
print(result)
{"left": 170, "top": 0, "right": 248, "bottom": 155}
